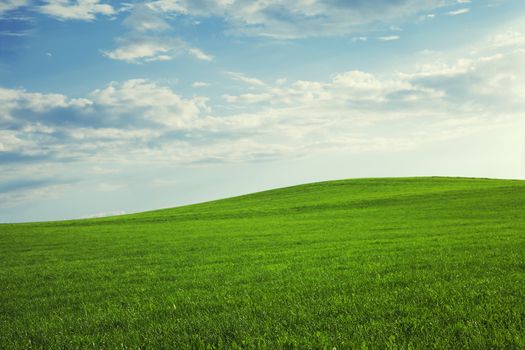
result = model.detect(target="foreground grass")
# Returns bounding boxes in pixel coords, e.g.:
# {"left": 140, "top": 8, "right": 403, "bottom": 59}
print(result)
{"left": 0, "top": 177, "right": 524, "bottom": 349}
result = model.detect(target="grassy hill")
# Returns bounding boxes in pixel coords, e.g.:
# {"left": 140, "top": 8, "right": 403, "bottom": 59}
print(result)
{"left": 0, "top": 177, "right": 524, "bottom": 349}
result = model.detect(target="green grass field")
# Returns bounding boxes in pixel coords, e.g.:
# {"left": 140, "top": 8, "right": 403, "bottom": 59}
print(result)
{"left": 1, "top": 177, "right": 524, "bottom": 349}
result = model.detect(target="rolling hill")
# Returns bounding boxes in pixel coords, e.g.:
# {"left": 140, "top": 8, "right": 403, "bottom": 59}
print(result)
{"left": 0, "top": 177, "right": 524, "bottom": 349}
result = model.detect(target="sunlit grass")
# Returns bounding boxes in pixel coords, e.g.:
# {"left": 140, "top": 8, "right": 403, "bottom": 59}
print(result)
{"left": 1, "top": 177, "right": 524, "bottom": 348}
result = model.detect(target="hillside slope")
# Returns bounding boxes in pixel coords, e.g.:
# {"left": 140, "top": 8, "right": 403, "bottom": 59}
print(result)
{"left": 1, "top": 177, "right": 524, "bottom": 349}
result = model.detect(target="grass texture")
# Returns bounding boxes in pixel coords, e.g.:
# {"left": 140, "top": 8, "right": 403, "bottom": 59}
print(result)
{"left": 0, "top": 177, "right": 524, "bottom": 349}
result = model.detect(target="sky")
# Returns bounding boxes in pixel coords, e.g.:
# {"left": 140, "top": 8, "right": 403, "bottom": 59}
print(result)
{"left": 1, "top": 0, "right": 525, "bottom": 222}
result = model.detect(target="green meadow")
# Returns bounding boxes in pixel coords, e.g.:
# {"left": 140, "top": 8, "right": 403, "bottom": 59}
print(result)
{"left": 0, "top": 177, "right": 524, "bottom": 349}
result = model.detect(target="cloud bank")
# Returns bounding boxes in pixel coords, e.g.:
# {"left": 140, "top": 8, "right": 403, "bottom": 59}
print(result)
{"left": 2, "top": 15, "right": 525, "bottom": 210}
{"left": 2, "top": 28, "right": 525, "bottom": 170}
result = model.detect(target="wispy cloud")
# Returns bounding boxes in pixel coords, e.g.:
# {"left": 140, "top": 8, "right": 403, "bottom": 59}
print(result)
{"left": 122, "top": 3, "right": 170, "bottom": 32}
{"left": 489, "top": 29, "right": 525, "bottom": 48}
{"left": 192, "top": 81, "right": 210, "bottom": 88}
{"left": 81, "top": 210, "right": 126, "bottom": 219}
{"left": 226, "top": 71, "right": 265, "bottom": 86}
{"left": 378, "top": 35, "right": 400, "bottom": 41}
{"left": 126, "top": 0, "right": 458, "bottom": 39}
{"left": 0, "top": 178, "right": 74, "bottom": 208}
{"left": 351, "top": 37, "right": 368, "bottom": 42}
{"left": 0, "top": 0, "right": 28, "bottom": 16}
{"left": 102, "top": 36, "right": 213, "bottom": 64}
{"left": 104, "top": 4, "right": 214, "bottom": 64}
{"left": 447, "top": 8, "right": 470, "bottom": 16}
{"left": 96, "top": 182, "right": 125, "bottom": 192}
{"left": 187, "top": 47, "right": 214, "bottom": 61}
{"left": 417, "top": 13, "right": 436, "bottom": 22}
{"left": 0, "top": 29, "right": 31, "bottom": 37}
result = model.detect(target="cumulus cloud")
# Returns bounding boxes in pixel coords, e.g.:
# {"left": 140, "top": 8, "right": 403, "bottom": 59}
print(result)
{"left": 0, "top": 86, "right": 91, "bottom": 118}
{"left": 39, "top": 0, "right": 115, "bottom": 21}
{"left": 90, "top": 79, "right": 208, "bottom": 128}
{"left": 0, "top": 62, "right": 519, "bottom": 169}
{"left": 2, "top": 24, "right": 525, "bottom": 185}
{"left": 102, "top": 37, "right": 174, "bottom": 63}
{"left": 0, "top": 79, "right": 212, "bottom": 167}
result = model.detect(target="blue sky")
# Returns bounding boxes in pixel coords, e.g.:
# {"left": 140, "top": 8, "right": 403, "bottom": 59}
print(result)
{"left": 1, "top": 0, "right": 525, "bottom": 222}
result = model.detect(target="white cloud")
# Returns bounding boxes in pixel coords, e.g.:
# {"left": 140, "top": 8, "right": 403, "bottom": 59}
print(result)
{"left": 0, "top": 0, "right": 28, "bottom": 15}
{"left": 226, "top": 71, "right": 265, "bottom": 86}
{"left": 223, "top": 92, "right": 272, "bottom": 104}
{"left": 378, "top": 35, "right": 400, "bottom": 41}
{"left": 110, "top": 2, "right": 214, "bottom": 65}
{"left": 0, "top": 181, "right": 73, "bottom": 209}
{"left": 187, "top": 47, "right": 214, "bottom": 61}
{"left": 139, "top": 0, "right": 457, "bottom": 38}
{"left": 489, "top": 30, "right": 525, "bottom": 49}
{"left": 82, "top": 210, "right": 126, "bottom": 218}
{"left": 102, "top": 38, "right": 173, "bottom": 63}
{"left": 123, "top": 3, "right": 170, "bottom": 32}
{"left": 145, "top": 54, "right": 173, "bottom": 62}
{"left": 0, "top": 130, "right": 30, "bottom": 153}
{"left": 0, "top": 86, "right": 91, "bottom": 117}
{"left": 417, "top": 13, "right": 436, "bottom": 22}
{"left": 447, "top": 8, "right": 470, "bottom": 16}
{"left": 90, "top": 79, "right": 209, "bottom": 129}
{"left": 91, "top": 166, "right": 119, "bottom": 174}
{"left": 68, "top": 127, "right": 161, "bottom": 141}
{"left": 192, "top": 81, "right": 210, "bottom": 88}
{"left": 103, "top": 36, "right": 213, "bottom": 64}
{"left": 351, "top": 36, "right": 367, "bottom": 42}
{"left": 2, "top": 23, "right": 525, "bottom": 171}
{"left": 40, "top": 0, "right": 115, "bottom": 21}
